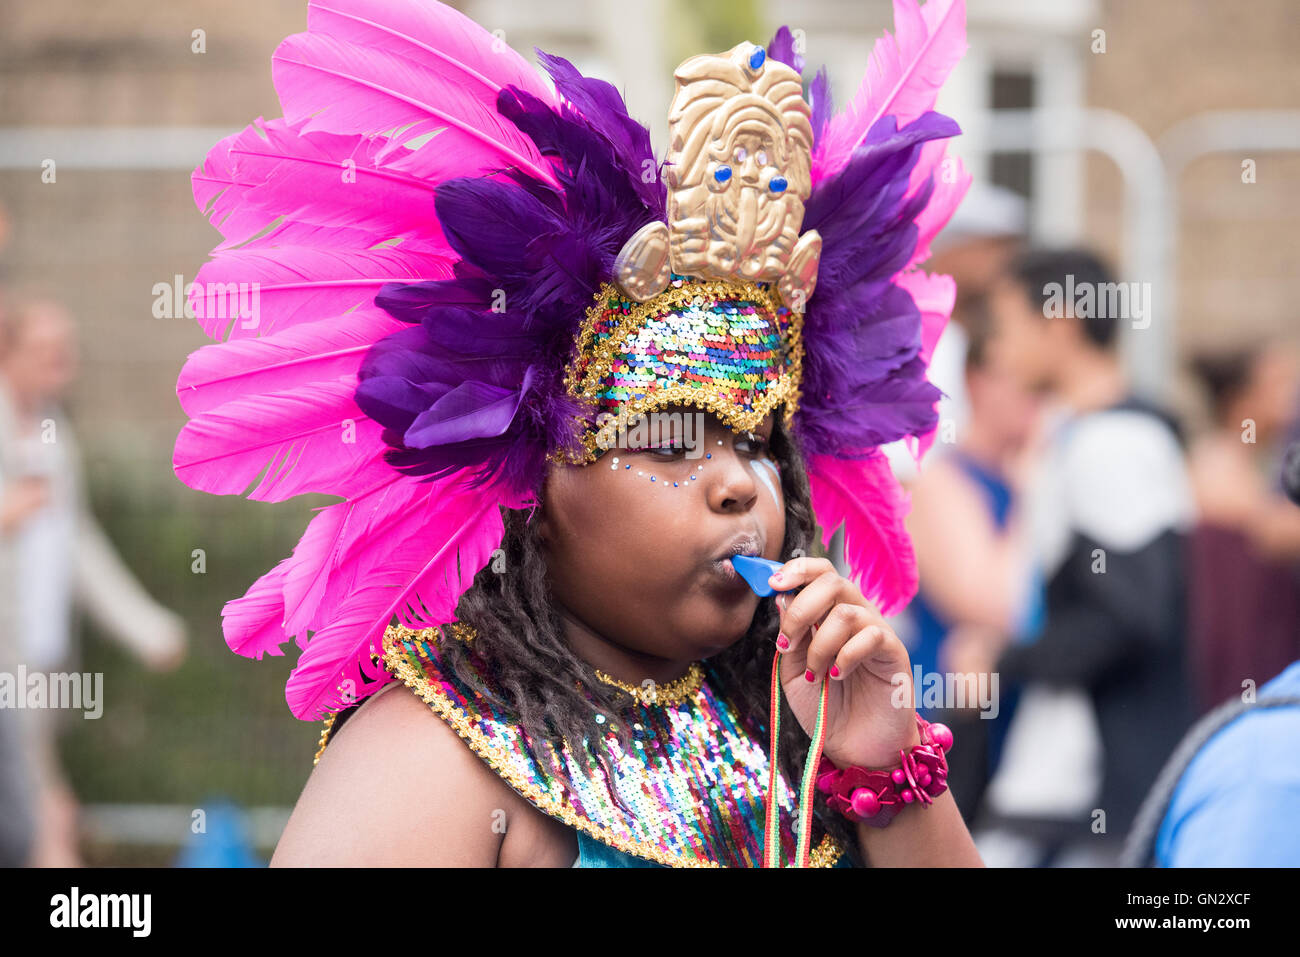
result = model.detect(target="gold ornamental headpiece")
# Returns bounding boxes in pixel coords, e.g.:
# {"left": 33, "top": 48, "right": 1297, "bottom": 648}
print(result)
{"left": 558, "top": 42, "right": 822, "bottom": 465}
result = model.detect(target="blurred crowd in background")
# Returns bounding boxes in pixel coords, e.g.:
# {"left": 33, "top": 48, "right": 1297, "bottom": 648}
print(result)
{"left": 888, "top": 198, "right": 1300, "bottom": 866}
{"left": 0, "top": 0, "right": 1297, "bottom": 867}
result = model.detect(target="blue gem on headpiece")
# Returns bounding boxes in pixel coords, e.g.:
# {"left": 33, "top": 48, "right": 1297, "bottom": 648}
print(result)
{"left": 714, "top": 165, "right": 733, "bottom": 184}
{"left": 769, "top": 176, "right": 788, "bottom": 193}
{"left": 749, "top": 46, "right": 766, "bottom": 70}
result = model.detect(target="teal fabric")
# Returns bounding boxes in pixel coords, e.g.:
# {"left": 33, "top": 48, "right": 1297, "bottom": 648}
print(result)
{"left": 572, "top": 829, "right": 665, "bottom": 867}
{"left": 571, "top": 828, "right": 856, "bottom": 867}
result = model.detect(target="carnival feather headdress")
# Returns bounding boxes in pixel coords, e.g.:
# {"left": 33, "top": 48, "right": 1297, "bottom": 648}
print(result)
{"left": 174, "top": 0, "right": 971, "bottom": 721}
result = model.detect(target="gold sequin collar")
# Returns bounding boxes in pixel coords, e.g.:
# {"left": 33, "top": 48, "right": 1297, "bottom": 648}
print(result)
{"left": 592, "top": 662, "right": 706, "bottom": 706}
{"left": 438, "top": 620, "right": 708, "bottom": 709}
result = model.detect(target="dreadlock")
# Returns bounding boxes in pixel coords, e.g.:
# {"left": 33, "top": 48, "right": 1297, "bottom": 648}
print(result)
{"left": 439, "top": 410, "right": 865, "bottom": 866}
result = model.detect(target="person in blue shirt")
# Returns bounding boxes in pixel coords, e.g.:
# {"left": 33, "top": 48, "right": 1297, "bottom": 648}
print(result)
{"left": 1118, "top": 659, "right": 1300, "bottom": 867}
{"left": 1119, "top": 439, "right": 1300, "bottom": 867}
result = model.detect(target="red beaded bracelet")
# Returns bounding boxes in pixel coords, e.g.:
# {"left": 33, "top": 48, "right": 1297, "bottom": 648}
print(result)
{"left": 814, "top": 714, "right": 953, "bottom": 828}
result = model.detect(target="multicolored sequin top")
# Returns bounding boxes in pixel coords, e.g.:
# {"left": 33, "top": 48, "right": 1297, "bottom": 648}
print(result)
{"left": 318, "top": 622, "right": 846, "bottom": 868}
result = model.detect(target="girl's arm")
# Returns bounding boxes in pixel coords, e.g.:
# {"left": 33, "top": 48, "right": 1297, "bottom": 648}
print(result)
{"left": 850, "top": 719, "right": 985, "bottom": 866}
{"left": 854, "top": 791, "right": 985, "bottom": 866}
{"left": 271, "top": 683, "right": 505, "bottom": 866}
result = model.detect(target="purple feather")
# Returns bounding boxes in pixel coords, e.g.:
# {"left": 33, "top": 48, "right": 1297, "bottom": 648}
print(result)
{"left": 533, "top": 50, "right": 665, "bottom": 216}
{"left": 794, "top": 111, "right": 960, "bottom": 458}
{"left": 767, "top": 26, "right": 804, "bottom": 75}
{"left": 810, "top": 67, "right": 833, "bottom": 145}
{"left": 356, "top": 50, "right": 663, "bottom": 498}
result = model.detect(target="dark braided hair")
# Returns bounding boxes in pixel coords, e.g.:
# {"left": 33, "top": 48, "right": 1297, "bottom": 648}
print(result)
{"left": 438, "top": 409, "right": 865, "bottom": 865}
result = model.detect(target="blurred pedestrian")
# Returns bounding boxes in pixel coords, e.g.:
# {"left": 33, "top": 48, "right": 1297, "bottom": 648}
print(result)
{"left": 1123, "top": 440, "right": 1300, "bottom": 867}
{"left": 956, "top": 248, "right": 1197, "bottom": 866}
{"left": 0, "top": 296, "right": 188, "bottom": 867}
{"left": 1186, "top": 344, "right": 1300, "bottom": 713}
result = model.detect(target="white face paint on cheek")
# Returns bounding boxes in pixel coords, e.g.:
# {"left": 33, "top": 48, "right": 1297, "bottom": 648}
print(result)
{"left": 751, "top": 457, "right": 782, "bottom": 511}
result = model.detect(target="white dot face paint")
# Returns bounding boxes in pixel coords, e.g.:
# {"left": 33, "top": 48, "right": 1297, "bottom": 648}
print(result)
{"left": 598, "top": 421, "right": 778, "bottom": 498}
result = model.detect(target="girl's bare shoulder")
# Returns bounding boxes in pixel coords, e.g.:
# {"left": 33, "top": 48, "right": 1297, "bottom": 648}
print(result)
{"left": 270, "top": 681, "right": 509, "bottom": 866}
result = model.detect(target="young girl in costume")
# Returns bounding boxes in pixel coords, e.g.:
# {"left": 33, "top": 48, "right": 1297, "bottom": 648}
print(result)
{"left": 174, "top": 0, "right": 981, "bottom": 867}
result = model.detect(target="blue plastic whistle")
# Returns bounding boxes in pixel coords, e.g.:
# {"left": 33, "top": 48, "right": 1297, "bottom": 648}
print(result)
{"left": 728, "top": 554, "right": 790, "bottom": 597}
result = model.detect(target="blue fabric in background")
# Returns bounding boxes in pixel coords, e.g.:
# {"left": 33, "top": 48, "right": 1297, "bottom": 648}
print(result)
{"left": 1156, "top": 661, "right": 1300, "bottom": 866}
{"left": 173, "top": 797, "right": 263, "bottom": 868}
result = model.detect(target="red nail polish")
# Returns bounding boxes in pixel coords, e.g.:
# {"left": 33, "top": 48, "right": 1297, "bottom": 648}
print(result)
{"left": 771, "top": 571, "right": 783, "bottom": 583}
{"left": 804, "top": 669, "right": 816, "bottom": 682}
{"left": 776, "top": 634, "right": 789, "bottom": 650}
{"left": 829, "top": 665, "right": 840, "bottom": 678}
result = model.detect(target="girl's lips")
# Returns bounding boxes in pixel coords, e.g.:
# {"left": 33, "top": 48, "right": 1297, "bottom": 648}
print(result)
{"left": 711, "top": 531, "right": 764, "bottom": 564}
{"left": 708, "top": 554, "right": 755, "bottom": 589}
{"left": 706, "top": 531, "right": 763, "bottom": 589}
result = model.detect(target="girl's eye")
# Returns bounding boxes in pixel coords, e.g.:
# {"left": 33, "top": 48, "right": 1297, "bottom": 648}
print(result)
{"left": 645, "top": 441, "right": 686, "bottom": 458}
{"left": 738, "top": 432, "right": 771, "bottom": 456}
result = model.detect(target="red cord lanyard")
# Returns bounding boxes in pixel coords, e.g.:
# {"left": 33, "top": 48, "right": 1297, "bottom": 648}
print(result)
{"left": 763, "top": 647, "right": 830, "bottom": 867}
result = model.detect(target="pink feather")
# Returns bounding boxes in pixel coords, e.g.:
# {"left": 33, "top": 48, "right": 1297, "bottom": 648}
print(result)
{"left": 815, "top": 0, "right": 967, "bottom": 183}
{"left": 191, "top": 117, "right": 445, "bottom": 255}
{"left": 177, "top": 307, "right": 410, "bottom": 416}
{"left": 222, "top": 494, "right": 360, "bottom": 661}
{"left": 282, "top": 473, "right": 516, "bottom": 720}
{"left": 307, "top": 0, "right": 554, "bottom": 105}
{"left": 172, "top": 375, "right": 392, "bottom": 502}
{"left": 186, "top": 245, "right": 452, "bottom": 343}
{"left": 895, "top": 269, "right": 957, "bottom": 463}
{"left": 904, "top": 144, "right": 971, "bottom": 271}
{"left": 281, "top": 472, "right": 423, "bottom": 639}
{"left": 271, "top": 30, "right": 557, "bottom": 187}
{"left": 221, "top": 560, "right": 293, "bottom": 660}
{"left": 177, "top": 0, "right": 600, "bottom": 722}
{"left": 191, "top": 114, "right": 459, "bottom": 255}
{"left": 221, "top": 122, "right": 450, "bottom": 238}
{"left": 806, "top": 451, "right": 919, "bottom": 616}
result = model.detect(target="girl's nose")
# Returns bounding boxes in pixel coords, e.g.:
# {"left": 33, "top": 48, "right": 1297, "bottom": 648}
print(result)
{"left": 705, "top": 439, "right": 761, "bottom": 511}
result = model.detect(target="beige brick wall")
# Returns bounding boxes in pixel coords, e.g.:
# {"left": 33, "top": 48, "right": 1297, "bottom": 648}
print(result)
{"left": 1085, "top": 0, "right": 1300, "bottom": 359}
{"left": 1, "top": 0, "right": 1295, "bottom": 473}
{"left": 0, "top": 1, "right": 312, "bottom": 483}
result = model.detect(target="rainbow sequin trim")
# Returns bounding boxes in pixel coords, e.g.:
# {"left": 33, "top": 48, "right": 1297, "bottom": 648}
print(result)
{"left": 555, "top": 276, "right": 804, "bottom": 465}
{"left": 361, "top": 623, "right": 843, "bottom": 868}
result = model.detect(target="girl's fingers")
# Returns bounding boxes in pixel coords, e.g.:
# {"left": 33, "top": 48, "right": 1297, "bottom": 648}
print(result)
{"left": 773, "top": 555, "right": 877, "bottom": 623}
{"left": 775, "top": 568, "right": 842, "bottom": 653}
{"left": 831, "top": 622, "right": 909, "bottom": 684}
{"left": 775, "top": 569, "right": 881, "bottom": 651}
{"left": 802, "top": 602, "right": 875, "bottom": 680}
{"left": 768, "top": 555, "right": 835, "bottom": 592}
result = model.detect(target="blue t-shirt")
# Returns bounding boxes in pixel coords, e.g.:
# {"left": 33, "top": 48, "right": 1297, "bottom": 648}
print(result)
{"left": 1156, "top": 660, "right": 1300, "bottom": 866}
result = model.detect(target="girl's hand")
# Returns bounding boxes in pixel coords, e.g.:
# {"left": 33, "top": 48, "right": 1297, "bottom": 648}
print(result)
{"left": 769, "top": 556, "right": 919, "bottom": 769}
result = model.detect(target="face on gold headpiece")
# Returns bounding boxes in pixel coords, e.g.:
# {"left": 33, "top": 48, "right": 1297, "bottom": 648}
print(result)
{"left": 614, "top": 43, "right": 821, "bottom": 309}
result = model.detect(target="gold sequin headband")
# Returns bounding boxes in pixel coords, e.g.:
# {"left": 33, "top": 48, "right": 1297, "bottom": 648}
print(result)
{"left": 553, "top": 276, "right": 804, "bottom": 465}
